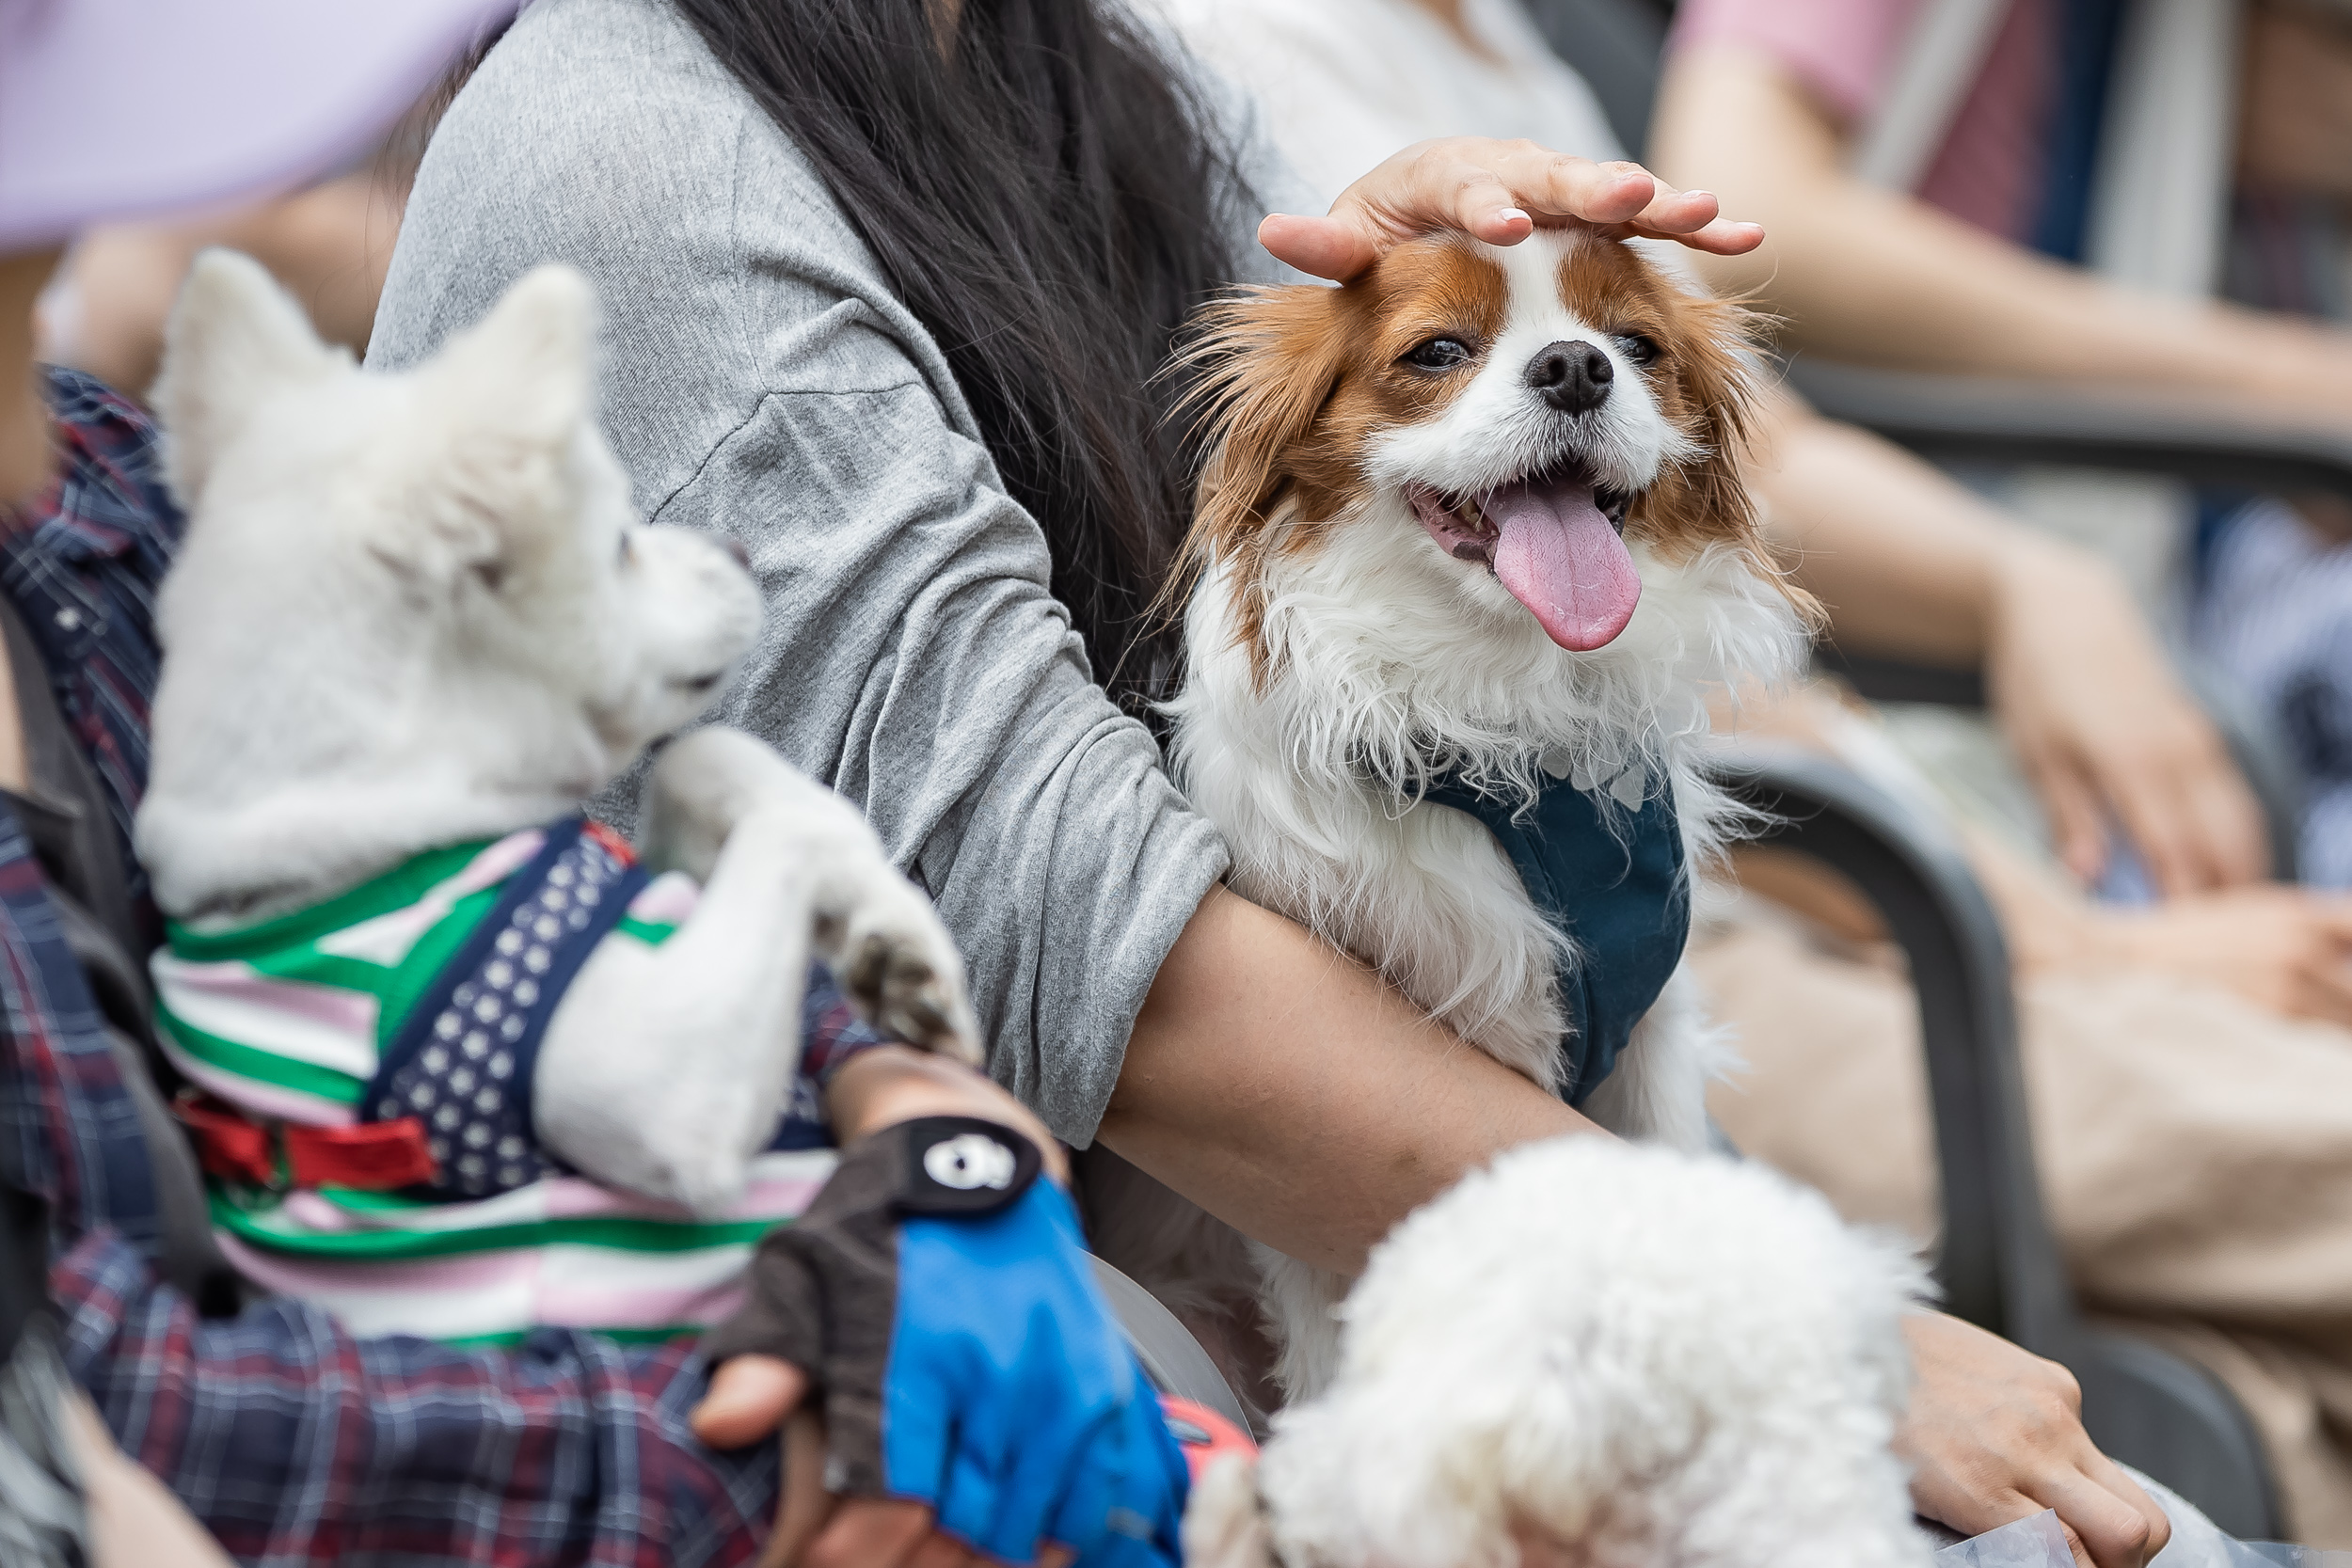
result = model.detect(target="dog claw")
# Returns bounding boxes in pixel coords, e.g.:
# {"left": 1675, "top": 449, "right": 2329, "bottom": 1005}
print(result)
{"left": 834, "top": 919, "right": 979, "bottom": 1064}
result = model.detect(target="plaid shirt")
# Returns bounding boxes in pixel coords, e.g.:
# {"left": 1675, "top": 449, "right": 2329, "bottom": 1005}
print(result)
{"left": 8, "top": 369, "right": 784, "bottom": 1565}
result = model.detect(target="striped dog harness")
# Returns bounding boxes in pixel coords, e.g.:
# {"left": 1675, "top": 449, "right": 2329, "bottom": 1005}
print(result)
{"left": 151, "top": 816, "right": 884, "bottom": 1345}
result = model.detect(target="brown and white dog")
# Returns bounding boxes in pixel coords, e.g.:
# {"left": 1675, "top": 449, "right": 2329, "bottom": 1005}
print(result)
{"left": 1103, "top": 226, "right": 1810, "bottom": 1402}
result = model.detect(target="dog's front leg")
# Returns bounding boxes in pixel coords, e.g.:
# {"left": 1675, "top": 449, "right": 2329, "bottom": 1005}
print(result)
{"left": 534, "top": 805, "right": 821, "bottom": 1211}
{"left": 639, "top": 726, "right": 978, "bottom": 1061}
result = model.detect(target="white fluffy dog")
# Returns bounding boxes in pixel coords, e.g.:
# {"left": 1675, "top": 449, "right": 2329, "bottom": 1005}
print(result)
{"left": 139, "top": 251, "right": 974, "bottom": 1219}
{"left": 1184, "top": 1138, "right": 1935, "bottom": 1568}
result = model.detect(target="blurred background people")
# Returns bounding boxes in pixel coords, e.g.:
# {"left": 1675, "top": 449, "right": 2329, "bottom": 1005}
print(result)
{"left": 1154, "top": 0, "right": 2352, "bottom": 1541}
{"left": 1652, "top": 0, "right": 2352, "bottom": 886}
{"left": 37, "top": 152, "right": 420, "bottom": 399}
{"left": 1162, "top": 0, "right": 2267, "bottom": 902}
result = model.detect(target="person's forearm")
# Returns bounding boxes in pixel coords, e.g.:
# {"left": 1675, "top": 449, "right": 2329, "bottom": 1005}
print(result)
{"left": 1, "top": 249, "right": 63, "bottom": 512}
{"left": 1754, "top": 396, "right": 2098, "bottom": 665}
{"left": 1650, "top": 48, "right": 2352, "bottom": 416}
{"left": 1095, "top": 883, "right": 1594, "bottom": 1275}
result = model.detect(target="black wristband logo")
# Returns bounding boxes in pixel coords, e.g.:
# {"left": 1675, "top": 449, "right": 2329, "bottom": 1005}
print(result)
{"left": 889, "top": 1117, "right": 1044, "bottom": 1216}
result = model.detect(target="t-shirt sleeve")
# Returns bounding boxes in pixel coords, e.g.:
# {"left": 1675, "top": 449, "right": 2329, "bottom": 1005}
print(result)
{"left": 1667, "top": 0, "right": 1928, "bottom": 127}
{"left": 367, "top": 0, "right": 1232, "bottom": 1145}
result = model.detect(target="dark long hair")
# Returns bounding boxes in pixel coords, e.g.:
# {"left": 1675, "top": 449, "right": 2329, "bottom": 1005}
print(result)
{"left": 669, "top": 0, "right": 1245, "bottom": 708}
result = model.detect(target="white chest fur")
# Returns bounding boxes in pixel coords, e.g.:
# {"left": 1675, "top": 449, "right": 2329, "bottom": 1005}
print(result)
{"left": 1166, "top": 510, "right": 1804, "bottom": 1136}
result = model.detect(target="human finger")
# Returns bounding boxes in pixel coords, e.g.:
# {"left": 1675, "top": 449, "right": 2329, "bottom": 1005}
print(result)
{"left": 2177, "top": 760, "right": 2271, "bottom": 887}
{"left": 906, "top": 1533, "right": 977, "bottom": 1568}
{"left": 1039, "top": 1549, "right": 1077, "bottom": 1568}
{"left": 804, "top": 1499, "right": 940, "bottom": 1568}
{"left": 2098, "top": 766, "right": 2209, "bottom": 899}
{"left": 1456, "top": 140, "right": 1761, "bottom": 245}
{"left": 1260, "top": 141, "right": 1759, "bottom": 282}
{"left": 1489, "top": 147, "right": 1759, "bottom": 251}
{"left": 2293, "top": 954, "right": 2352, "bottom": 1028}
{"left": 2083, "top": 1451, "right": 2170, "bottom": 1565}
{"left": 2117, "top": 737, "right": 2266, "bottom": 895}
{"left": 755, "top": 1409, "right": 834, "bottom": 1568}
{"left": 2305, "top": 895, "right": 2352, "bottom": 940}
{"left": 2039, "top": 1462, "right": 2165, "bottom": 1568}
{"left": 2025, "top": 752, "right": 2111, "bottom": 886}
{"left": 692, "top": 1354, "right": 811, "bottom": 1450}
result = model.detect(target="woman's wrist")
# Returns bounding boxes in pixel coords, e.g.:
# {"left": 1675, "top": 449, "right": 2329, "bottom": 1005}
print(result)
{"left": 824, "top": 1045, "right": 1067, "bottom": 1182}
{"left": 1979, "top": 527, "right": 2100, "bottom": 662}
{"left": 2201, "top": 304, "right": 2352, "bottom": 421}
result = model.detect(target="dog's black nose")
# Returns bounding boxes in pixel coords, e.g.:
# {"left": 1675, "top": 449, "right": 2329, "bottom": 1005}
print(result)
{"left": 1525, "top": 340, "right": 1613, "bottom": 414}
{"left": 721, "top": 537, "right": 752, "bottom": 569}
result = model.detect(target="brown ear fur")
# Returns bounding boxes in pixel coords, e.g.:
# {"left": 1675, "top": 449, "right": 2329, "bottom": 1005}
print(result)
{"left": 1630, "top": 290, "right": 1821, "bottom": 628}
{"left": 1164, "top": 285, "right": 1353, "bottom": 680}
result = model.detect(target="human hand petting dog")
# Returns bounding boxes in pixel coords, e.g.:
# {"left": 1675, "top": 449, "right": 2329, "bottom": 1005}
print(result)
{"left": 1899, "top": 1314, "right": 2169, "bottom": 1568}
{"left": 1256, "top": 136, "right": 1765, "bottom": 283}
{"left": 693, "top": 1049, "right": 1185, "bottom": 1568}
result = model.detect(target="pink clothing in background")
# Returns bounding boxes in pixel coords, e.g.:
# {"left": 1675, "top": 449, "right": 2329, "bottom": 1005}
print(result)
{"left": 1669, "top": 0, "right": 2058, "bottom": 243}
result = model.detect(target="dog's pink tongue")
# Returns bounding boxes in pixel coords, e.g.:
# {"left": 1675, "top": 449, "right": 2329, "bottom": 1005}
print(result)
{"left": 1484, "top": 474, "right": 1642, "bottom": 651}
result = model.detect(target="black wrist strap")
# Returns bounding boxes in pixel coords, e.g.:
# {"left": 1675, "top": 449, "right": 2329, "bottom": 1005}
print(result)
{"left": 876, "top": 1116, "right": 1044, "bottom": 1217}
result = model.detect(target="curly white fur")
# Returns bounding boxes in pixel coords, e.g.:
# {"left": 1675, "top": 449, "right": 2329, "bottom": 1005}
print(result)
{"left": 1185, "top": 1138, "right": 1936, "bottom": 1568}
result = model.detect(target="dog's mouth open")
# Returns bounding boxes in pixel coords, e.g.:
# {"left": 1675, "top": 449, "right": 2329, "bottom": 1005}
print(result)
{"left": 1407, "top": 466, "right": 1640, "bottom": 652}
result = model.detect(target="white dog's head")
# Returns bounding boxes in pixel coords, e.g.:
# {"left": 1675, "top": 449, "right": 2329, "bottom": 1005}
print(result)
{"left": 139, "top": 251, "right": 761, "bottom": 917}
{"left": 1186, "top": 1138, "right": 1934, "bottom": 1568}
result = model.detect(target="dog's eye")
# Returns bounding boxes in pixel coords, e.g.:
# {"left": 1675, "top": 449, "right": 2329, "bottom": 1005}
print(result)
{"left": 1613, "top": 332, "right": 1661, "bottom": 367}
{"left": 1401, "top": 337, "right": 1474, "bottom": 372}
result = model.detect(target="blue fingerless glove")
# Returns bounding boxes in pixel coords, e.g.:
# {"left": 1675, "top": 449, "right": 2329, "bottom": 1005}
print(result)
{"left": 701, "top": 1117, "right": 1187, "bottom": 1565}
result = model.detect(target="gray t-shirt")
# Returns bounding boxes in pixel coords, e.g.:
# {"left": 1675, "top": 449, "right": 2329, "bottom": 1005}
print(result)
{"left": 368, "top": 0, "right": 1311, "bottom": 1144}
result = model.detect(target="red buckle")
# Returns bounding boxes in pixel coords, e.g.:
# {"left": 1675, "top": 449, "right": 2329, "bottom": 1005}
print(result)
{"left": 1159, "top": 1396, "right": 1258, "bottom": 1484}
{"left": 285, "top": 1119, "right": 441, "bottom": 1190}
{"left": 173, "top": 1095, "right": 278, "bottom": 1186}
{"left": 584, "top": 818, "right": 637, "bottom": 867}
{"left": 173, "top": 1095, "right": 441, "bottom": 1192}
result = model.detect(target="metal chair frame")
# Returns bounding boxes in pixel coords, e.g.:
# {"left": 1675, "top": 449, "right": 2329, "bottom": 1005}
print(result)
{"left": 1715, "top": 749, "right": 2284, "bottom": 1534}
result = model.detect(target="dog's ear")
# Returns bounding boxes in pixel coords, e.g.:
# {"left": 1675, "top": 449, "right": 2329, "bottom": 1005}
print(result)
{"left": 428, "top": 262, "right": 595, "bottom": 454}
{"left": 1629, "top": 289, "right": 1823, "bottom": 625}
{"left": 1182, "top": 284, "right": 1349, "bottom": 564}
{"left": 1629, "top": 290, "right": 1760, "bottom": 557}
{"left": 1168, "top": 284, "right": 1350, "bottom": 675}
{"left": 384, "top": 265, "right": 599, "bottom": 594}
{"left": 153, "top": 249, "right": 345, "bottom": 509}
{"left": 1184, "top": 1455, "right": 1279, "bottom": 1568}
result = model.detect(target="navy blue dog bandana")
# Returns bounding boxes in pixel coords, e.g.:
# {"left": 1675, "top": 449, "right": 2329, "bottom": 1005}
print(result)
{"left": 1423, "top": 769, "right": 1689, "bottom": 1106}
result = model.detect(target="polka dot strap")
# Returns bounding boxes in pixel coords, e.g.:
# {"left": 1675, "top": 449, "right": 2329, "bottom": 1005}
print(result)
{"left": 361, "top": 816, "right": 650, "bottom": 1200}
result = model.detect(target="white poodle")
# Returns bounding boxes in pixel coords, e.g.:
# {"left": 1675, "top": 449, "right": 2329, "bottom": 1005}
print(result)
{"left": 1184, "top": 1136, "right": 1937, "bottom": 1568}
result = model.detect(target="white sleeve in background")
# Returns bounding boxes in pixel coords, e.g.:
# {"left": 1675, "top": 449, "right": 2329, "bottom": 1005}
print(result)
{"left": 1148, "top": 0, "right": 1628, "bottom": 209}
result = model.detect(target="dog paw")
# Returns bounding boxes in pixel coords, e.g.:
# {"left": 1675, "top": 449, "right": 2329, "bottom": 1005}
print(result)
{"left": 638, "top": 726, "right": 804, "bottom": 880}
{"left": 834, "top": 877, "right": 981, "bottom": 1065}
{"left": 644, "top": 725, "right": 981, "bottom": 1062}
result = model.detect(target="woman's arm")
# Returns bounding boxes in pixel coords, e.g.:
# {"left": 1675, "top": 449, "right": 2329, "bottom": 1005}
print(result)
{"left": 1647, "top": 46, "right": 2352, "bottom": 420}
{"left": 1098, "top": 885, "right": 1593, "bottom": 1273}
{"left": 1754, "top": 396, "right": 2266, "bottom": 894}
{"left": 1109, "top": 885, "right": 2165, "bottom": 1567}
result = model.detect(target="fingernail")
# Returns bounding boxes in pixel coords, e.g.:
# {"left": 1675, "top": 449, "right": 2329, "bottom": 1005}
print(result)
{"left": 1498, "top": 207, "right": 1532, "bottom": 227}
